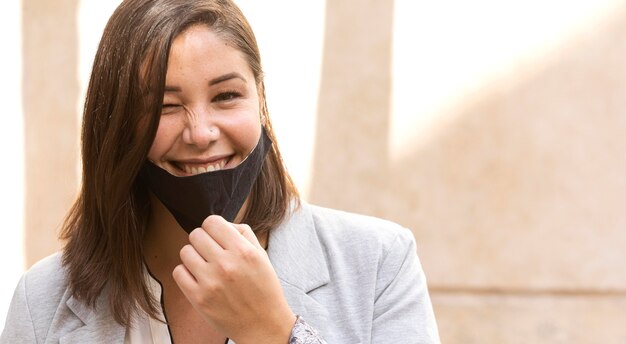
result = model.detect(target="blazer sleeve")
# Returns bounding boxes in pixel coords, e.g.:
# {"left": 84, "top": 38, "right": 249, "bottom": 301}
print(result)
{"left": 371, "top": 229, "right": 440, "bottom": 343}
{"left": 1, "top": 275, "right": 38, "bottom": 344}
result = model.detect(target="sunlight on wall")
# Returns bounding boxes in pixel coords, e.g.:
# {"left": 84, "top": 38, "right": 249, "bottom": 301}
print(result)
{"left": 77, "top": 0, "right": 122, "bottom": 124}
{"left": 236, "top": 1, "right": 326, "bottom": 200}
{"left": 389, "top": 0, "right": 625, "bottom": 162}
{"left": 0, "top": 0, "right": 23, "bottom": 328}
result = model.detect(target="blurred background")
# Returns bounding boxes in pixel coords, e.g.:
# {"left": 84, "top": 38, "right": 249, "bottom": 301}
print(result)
{"left": 2, "top": 0, "right": 626, "bottom": 342}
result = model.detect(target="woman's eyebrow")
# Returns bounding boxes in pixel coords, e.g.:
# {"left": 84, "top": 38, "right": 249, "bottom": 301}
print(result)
{"left": 163, "top": 72, "right": 247, "bottom": 93}
{"left": 209, "top": 72, "right": 247, "bottom": 86}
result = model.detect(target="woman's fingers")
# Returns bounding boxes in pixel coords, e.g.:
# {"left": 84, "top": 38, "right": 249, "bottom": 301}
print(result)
{"left": 232, "top": 223, "right": 263, "bottom": 250}
{"left": 172, "top": 263, "right": 197, "bottom": 294}
{"left": 179, "top": 242, "right": 209, "bottom": 277}
{"left": 188, "top": 226, "right": 222, "bottom": 261}
{"left": 201, "top": 215, "right": 247, "bottom": 251}
{"left": 183, "top": 217, "right": 263, "bottom": 286}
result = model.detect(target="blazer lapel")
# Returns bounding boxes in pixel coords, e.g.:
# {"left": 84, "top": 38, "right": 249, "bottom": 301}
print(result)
{"left": 58, "top": 288, "right": 125, "bottom": 344}
{"left": 267, "top": 204, "right": 331, "bottom": 335}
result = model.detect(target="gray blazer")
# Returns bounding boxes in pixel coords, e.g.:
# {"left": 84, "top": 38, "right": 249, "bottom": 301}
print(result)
{"left": 1, "top": 204, "right": 440, "bottom": 343}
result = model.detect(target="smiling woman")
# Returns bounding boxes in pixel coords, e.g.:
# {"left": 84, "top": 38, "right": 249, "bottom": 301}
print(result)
{"left": 149, "top": 25, "right": 262, "bottom": 179}
{"left": 0, "top": 0, "right": 439, "bottom": 343}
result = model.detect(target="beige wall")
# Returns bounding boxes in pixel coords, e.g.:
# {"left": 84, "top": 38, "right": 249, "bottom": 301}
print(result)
{"left": 22, "top": 0, "right": 80, "bottom": 267}
{"left": 7, "top": 0, "right": 626, "bottom": 342}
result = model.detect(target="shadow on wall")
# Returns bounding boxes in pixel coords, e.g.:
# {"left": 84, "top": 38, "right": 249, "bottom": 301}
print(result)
{"left": 310, "top": 1, "right": 626, "bottom": 291}
{"left": 22, "top": 0, "right": 80, "bottom": 267}
{"left": 310, "top": 1, "right": 626, "bottom": 342}
{"left": 310, "top": 0, "right": 395, "bottom": 217}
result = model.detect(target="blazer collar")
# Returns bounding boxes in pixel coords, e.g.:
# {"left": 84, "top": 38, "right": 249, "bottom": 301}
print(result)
{"left": 58, "top": 287, "right": 125, "bottom": 344}
{"left": 267, "top": 203, "right": 331, "bottom": 336}
{"left": 267, "top": 202, "right": 330, "bottom": 292}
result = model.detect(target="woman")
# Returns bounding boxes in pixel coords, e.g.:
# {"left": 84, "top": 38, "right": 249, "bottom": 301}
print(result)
{"left": 1, "top": 0, "right": 439, "bottom": 343}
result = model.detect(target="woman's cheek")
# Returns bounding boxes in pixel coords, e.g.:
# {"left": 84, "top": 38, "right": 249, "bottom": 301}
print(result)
{"left": 148, "top": 120, "right": 178, "bottom": 161}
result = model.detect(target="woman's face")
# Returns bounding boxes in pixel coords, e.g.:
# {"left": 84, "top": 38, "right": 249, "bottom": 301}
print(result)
{"left": 148, "top": 24, "right": 262, "bottom": 177}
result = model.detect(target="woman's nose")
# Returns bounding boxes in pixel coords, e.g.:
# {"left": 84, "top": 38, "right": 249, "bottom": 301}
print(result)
{"left": 182, "top": 109, "right": 219, "bottom": 148}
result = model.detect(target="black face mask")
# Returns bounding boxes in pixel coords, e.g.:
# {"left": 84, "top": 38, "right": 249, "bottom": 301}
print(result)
{"left": 140, "top": 128, "right": 272, "bottom": 233}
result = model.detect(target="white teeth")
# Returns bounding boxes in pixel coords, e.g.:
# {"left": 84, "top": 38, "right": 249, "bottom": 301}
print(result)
{"left": 180, "top": 160, "right": 225, "bottom": 175}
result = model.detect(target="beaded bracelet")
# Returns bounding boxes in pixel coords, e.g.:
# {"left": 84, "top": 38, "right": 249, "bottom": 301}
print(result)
{"left": 289, "top": 315, "right": 327, "bottom": 344}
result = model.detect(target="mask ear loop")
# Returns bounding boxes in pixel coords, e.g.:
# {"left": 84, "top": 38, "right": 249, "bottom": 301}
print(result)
{"left": 257, "top": 81, "right": 277, "bottom": 163}
{"left": 258, "top": 81, "right": 269, "bottom": 128}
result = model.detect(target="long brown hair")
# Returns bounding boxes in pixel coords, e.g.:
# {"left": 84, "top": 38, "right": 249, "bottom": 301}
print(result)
{"left": 60, "top": 0, "right": 299, "bottom": 327}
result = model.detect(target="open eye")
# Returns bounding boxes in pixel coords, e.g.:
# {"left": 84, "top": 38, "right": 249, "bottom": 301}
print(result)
{"left": 213, "top": 91, "right": 241, "bottom": 102}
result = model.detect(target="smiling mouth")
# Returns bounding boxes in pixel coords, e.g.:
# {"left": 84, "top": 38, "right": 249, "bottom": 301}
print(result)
{"left": 172, "top": 157, "right": 230, "bottom": 176}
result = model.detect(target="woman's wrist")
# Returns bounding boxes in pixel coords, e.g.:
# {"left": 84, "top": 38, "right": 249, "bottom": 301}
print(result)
{"left": 235, "top": 312, "right": 296, "bottom": 344}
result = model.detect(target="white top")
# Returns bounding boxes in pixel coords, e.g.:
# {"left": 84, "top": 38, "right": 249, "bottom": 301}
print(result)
{"left": 124, "top": 270, "right": 172, "bottom": 344}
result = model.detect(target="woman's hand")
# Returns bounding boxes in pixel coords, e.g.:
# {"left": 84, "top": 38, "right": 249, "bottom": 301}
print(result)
{"left": 172, "top": 215, "right": 296, "bottom": 344}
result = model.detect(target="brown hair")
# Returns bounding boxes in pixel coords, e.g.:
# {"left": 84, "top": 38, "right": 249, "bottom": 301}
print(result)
{"left": 60, "top": 0, "right": 299, "bottom": 327}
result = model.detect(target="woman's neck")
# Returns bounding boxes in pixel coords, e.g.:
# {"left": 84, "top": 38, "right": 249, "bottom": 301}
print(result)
{"left": 143, "top": 194, "right": 189, "bottom": 279}
{"left": 142, "top": 194, "right": 269, "bottom": 279}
